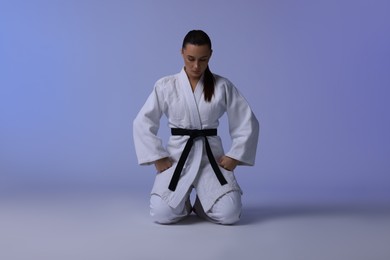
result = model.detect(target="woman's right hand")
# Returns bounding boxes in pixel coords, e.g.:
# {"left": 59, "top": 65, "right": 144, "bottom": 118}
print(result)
{"left": 154, "top": 157, "right": 173, "bottom": 173}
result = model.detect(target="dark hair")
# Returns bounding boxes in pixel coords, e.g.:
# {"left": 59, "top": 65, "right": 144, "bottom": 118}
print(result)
{"left": 182, "top": 30, "right": 215, "bottom": 102}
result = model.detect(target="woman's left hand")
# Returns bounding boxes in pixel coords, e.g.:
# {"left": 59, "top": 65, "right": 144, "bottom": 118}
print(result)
{"left": 218, "top": 155, "right": 239, "bottom": 171}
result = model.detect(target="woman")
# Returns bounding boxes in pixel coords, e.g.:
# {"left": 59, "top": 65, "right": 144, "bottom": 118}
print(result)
{"left": 133, "top": 30, "right": 259, "bottom": 225}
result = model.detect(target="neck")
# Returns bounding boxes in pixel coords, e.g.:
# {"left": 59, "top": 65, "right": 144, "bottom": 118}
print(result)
{"left": 189, "top": 78, "right": 199, "bottom": 91}
{"left": 184, "top": 68, "right": 200, "bottom": 91}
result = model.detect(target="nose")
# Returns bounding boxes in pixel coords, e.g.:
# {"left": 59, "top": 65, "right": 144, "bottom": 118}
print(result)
{"left": 194, "top": 61, "right": 200, "bottom": 69}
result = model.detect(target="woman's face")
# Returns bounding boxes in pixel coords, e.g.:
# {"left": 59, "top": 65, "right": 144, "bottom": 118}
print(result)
{"left": 181, "top": 44, "right": 212, "bottom": 81}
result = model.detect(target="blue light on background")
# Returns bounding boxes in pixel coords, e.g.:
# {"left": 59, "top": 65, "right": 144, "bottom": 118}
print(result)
{"left": 1, "top": 1, "right": 390, "bottom": 259}
{"left": 1, "top": 0, "right": 389, "bottom": 202}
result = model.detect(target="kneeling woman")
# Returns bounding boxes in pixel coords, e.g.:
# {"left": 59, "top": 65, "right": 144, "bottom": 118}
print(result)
{"left": 133, "top": 30, "right": 259, "bottom": 225}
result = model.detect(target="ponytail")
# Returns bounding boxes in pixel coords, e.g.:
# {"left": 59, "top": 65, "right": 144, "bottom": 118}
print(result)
{"left": 203, "top": 66, "right": 215, "bottom": 102}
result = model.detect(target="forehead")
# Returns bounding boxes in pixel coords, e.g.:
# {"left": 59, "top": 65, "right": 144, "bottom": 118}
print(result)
{"left": 182, "top": 44, "right": 211, "bottom": 57}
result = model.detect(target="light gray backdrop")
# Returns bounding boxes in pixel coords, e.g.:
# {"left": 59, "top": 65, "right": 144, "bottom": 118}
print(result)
{"left": 1, "top": 0, "right": 389, "bottom": 203}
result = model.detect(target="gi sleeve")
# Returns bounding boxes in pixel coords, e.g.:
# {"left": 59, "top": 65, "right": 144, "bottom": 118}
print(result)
{"left": 133, "top": 83, "right": 170, "bottom": 165}
{"left": 224, "top": 81, "right": 260, "bottom": 166}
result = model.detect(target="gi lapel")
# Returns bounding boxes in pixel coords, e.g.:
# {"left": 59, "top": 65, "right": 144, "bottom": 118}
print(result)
{"left": 179, "top": 68, "right": 203, "bottom": 129}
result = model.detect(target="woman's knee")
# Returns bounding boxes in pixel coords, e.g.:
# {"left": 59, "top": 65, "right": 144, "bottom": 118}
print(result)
{"left": 150, "top": 195, "right": 188, "bottom": 224}
{"left": 207, "top": 191, "right": 242, "bottom": 225}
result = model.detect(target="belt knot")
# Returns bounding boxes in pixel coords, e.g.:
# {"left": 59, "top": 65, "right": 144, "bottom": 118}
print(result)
{"left": 168, "top": 128, "right": 227, "bottom": 191}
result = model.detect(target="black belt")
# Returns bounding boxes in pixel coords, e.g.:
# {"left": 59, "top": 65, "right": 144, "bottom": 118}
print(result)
{"left": 168, "top": 128, "right": 228, "bottom": 191}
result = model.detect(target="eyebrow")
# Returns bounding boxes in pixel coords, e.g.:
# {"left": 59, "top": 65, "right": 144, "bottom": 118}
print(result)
{"left": 187, "top": 55, "right": 209, "bottom": 59}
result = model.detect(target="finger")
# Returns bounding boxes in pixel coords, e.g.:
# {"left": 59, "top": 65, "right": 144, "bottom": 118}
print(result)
{"left": 220, "top": 164, "right": 229, "bottom": 170}
{"left": 219, "top": 156, "right": 225, "bottom": 163}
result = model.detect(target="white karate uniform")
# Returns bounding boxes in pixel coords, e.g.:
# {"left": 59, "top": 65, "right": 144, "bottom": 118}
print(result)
{"left": 150, "top": 191, "right": 242, "bottom": 225}
{"left": 133, "top": 68, "right": 259, "bottom": 222}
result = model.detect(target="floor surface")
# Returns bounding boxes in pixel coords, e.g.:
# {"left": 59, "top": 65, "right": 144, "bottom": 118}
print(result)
{"left": 1, "top": 191, "right": 389, "bottom": 260}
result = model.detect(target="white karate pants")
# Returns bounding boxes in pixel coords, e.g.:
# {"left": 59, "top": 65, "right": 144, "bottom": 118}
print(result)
{"left": 150, "top": 191, "right": 242, "bottom": 225}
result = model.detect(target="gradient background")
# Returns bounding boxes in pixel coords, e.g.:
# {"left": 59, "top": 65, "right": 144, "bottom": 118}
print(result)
{"left": 1, "top": 0, "right": 389, "bottom": 201}
{"left": 1, "top": 1, "right": 390, "bottom": 259}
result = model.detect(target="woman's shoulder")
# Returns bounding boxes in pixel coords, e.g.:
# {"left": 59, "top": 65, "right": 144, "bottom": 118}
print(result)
{"left": 213, "top": 73, "right": 235, "bottom": 88}
{"left": 154, "top": 72, "right": 180, "bottom": 89}
{"left": 156, "top": 73, "right": 178, "bottom": 84}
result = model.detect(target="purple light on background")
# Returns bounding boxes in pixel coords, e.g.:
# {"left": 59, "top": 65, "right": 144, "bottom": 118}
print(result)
{"left": 1, "top": 1, "right": 389, "bottom": 259}
{"left": 0, "top": 0, "right": 389, "bottom": 202}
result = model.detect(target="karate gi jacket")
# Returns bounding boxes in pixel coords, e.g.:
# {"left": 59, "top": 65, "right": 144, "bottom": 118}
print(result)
{"left": 133, "top": 68, "right": 259, "bottom": 212}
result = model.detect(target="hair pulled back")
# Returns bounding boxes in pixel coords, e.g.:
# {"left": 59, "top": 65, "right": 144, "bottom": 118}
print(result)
{"left": 182, "top": 30, "right": 215, "bottom": 102}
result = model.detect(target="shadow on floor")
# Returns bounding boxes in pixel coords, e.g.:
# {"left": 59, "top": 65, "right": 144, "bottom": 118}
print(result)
{"left": 147, "top": 202, "right": 390, "bottom": 226}
{"left": 239, "top": 203, "right": 390, "bottom": 225}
